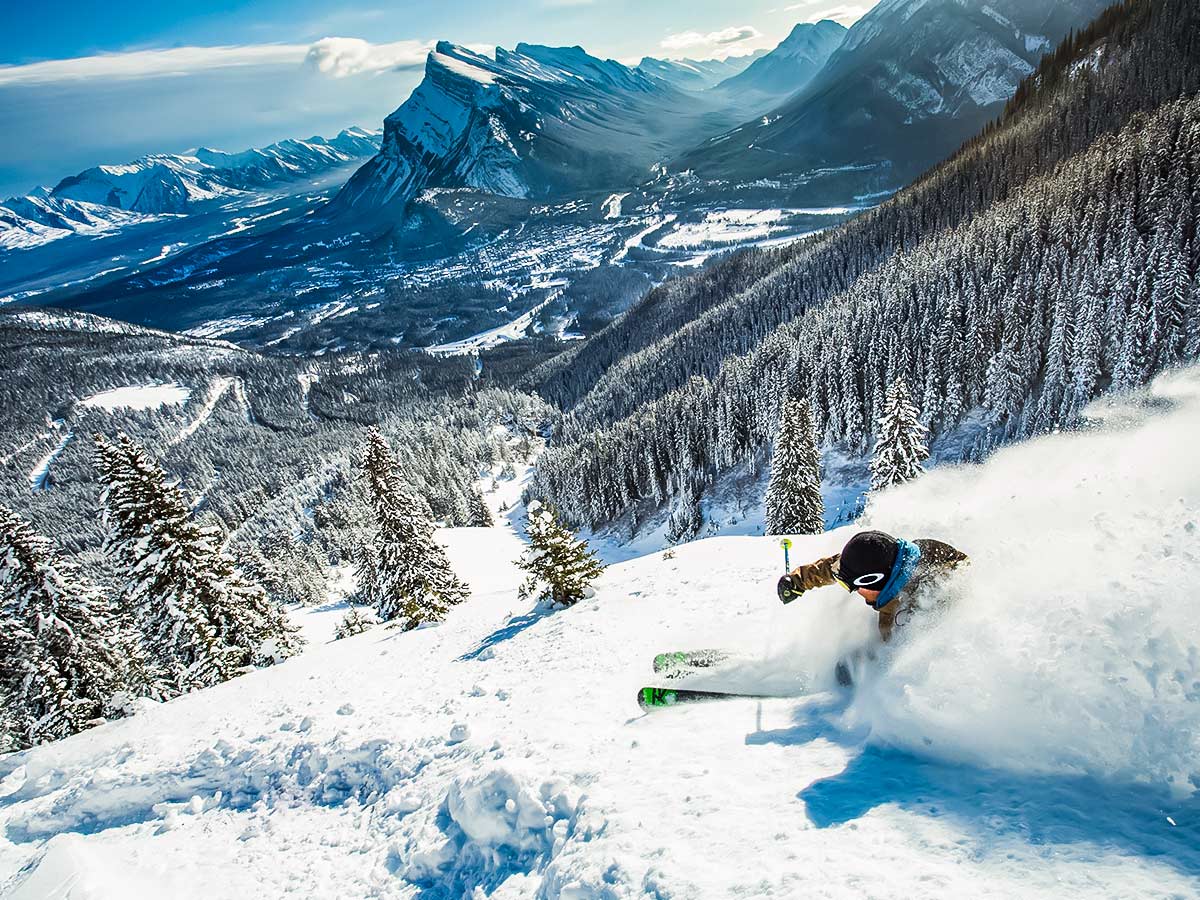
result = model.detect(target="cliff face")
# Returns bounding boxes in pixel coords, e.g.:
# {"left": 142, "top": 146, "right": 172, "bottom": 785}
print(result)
{"left": 332, "top": 42, "right": 741, "bottom": 215}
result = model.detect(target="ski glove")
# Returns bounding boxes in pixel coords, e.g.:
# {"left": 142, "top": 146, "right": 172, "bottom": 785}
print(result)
{"left": 777, "top": 575, "right": 805, "bottom": 605}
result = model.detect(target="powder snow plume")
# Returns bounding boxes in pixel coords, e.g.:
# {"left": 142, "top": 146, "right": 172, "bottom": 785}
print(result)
{"left": 844, "top": 365, "right": 1200, "bottom": 796}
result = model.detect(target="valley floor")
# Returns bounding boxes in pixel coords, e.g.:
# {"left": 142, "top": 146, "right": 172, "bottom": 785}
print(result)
{"left": 3, "top": 376, "right": 1200, "bottom": 899}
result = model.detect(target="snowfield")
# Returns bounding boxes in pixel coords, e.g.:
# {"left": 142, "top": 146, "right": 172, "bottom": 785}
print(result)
{"left": 2, "top": 369, "right": 1199, "bottom": 897}
{"left": 79, "top": 383, "right": 192, "bottom": 412}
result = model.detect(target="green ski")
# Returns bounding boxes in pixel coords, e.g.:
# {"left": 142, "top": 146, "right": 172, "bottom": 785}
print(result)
{"left": 652, "top": 649, "right": 732, "bottom": 680}
{"left": 637, "top": 686, "right": 773, "bottom": 709}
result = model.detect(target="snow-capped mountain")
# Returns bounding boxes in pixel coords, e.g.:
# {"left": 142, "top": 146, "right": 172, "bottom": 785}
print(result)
{"left": 332, "top": 43, "right": 742, "bottom": 214}
{"left": 0, "top": 128, "right": 381, "bottom": 251}
{"left": 635, "top": 52, "right": 763, "bottom": 92}
{"left": 678, "top": 0, "right": 1111, "bottom": 193}
{"left": 0, "top": 192, "right": 154, "bottom": 252}
{"left": 712, "top": 19, "right": 847, "bottom": 108}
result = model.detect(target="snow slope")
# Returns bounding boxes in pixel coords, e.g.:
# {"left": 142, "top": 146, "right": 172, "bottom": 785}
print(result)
{"left": 79, "top": 383, "right": 192, "bottom": 412}
{"left": 2, "top": 369, "right": 1198, "bottom": 897}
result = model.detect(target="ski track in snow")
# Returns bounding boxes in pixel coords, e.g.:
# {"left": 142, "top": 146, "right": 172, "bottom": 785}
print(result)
{"left": 1, "top": 420, "right": 62, "bottom": 468}
{"left": 3, "top": 373, "right": 1200, "bottom": 898}
{"left": 426, "top": 288, "right": 565, "bottom": 356}
{"left": 26, "top": 431, "right": 73, "bottom": 492}
{"left": 297, "top": 373, "right": 319, "bottom": 420}
{"left": 171, "top": 377, "right": 238, "bottom": 445}
{"left": 611, "top": 214, "right": 677, "bottom": 263}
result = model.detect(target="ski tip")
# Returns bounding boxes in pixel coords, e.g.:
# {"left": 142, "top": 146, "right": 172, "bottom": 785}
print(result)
{"left": 652, "top": 653, "right": 684, "bottom": 674}
{"left": 638, "top": 686, "right": 677, "bottom": 709}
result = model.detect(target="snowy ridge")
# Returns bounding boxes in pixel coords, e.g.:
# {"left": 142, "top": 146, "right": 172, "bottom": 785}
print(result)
{"left": 333, "top": 40, "right": 734, "bottom": 213}
{"left": 0, "top": 128, "right": 381, "bottom": 251}
{"left": 635, "top": 54, "right": 761, "bottom": 91}
{"left": 679, "top": 0, "right": 1111, "bottom": 186}
{"left": 712, "top": 19, "right": 847, "bottom": 103}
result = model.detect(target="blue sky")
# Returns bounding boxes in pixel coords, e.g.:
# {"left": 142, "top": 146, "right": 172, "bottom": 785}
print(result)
{"left": 0, "top": 0, "right": 875, "bottom": 197}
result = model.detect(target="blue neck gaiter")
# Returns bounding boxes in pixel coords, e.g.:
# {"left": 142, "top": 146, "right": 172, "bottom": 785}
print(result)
{"left": 872, "top": 538, "right": 922, "bottom": 610}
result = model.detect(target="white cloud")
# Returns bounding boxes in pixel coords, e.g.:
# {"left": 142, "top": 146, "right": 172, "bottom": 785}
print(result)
{"left": 782, "top": 1, "right": 876, "bottom": 26}
{"left": 0, "top": 37, "right": 441, "bottom": 87}
{"left": 0, "top": 44, "right": 308, "bottom": 86}
{"left": 304, "top": 37, "right": 436, "bottom": 78}
{"left": 661, "top": 25, "right": 763, "bottom": 52}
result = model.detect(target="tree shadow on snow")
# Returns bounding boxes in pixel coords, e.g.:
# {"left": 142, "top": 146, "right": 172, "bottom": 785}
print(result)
{"left": 800, "top": 744, "right": 1200, "bottom": 879}
{"left": 459, "top": 604, "right": 555, "bottom": 662}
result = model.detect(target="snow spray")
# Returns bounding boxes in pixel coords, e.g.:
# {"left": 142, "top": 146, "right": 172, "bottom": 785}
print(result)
{"left": 840, "top": 366, "right": 1200, "bottom": 796}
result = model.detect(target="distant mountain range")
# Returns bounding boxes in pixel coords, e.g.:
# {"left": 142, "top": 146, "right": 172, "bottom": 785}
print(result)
{"left": 635, "top": 53, "right": 764, "bottom": 92}
{"left": 711, "top": 20, "right": 847, "bottom": 111}
{"left": 677, "top": 0, "right": 1112, "bottom": 190}
{"left": 330, "top": 42, "right": 743, "bottom": 215}
{"left": 0, "top": 128, "right": 381, "bottom": 251}
{"left": 5, "top": 0, "right": 1118, "bottom": 355}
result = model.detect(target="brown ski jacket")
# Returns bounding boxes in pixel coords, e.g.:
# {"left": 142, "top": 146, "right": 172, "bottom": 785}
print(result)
{"left": 793, "top": 539, "right": 968, "bottom": 642}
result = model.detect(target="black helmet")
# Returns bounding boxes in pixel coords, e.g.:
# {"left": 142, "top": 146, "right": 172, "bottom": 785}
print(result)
{"left": 836, "top": 531, "right": 899, "bottom": 590}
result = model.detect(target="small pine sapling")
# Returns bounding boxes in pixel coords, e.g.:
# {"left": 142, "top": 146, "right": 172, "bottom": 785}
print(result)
{"left": 517, "top": 501, "right": 605, "bottom": 607}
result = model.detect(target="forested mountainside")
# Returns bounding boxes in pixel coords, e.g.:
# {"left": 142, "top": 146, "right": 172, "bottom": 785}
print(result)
{"left": 531, "top": 0, "right": 1197, "bottom": 425}
{"left": 528, "top": 0, "right": 1200, "bottom": 532}
{"left": 0, "top": 308, "right": 551, "bottom": 601}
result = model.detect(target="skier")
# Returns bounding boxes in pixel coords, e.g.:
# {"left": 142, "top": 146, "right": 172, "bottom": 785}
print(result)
{"left": 640, "top": 530, "right": 969, "bottom": 707}
{"left": 777, "top": 530, "right": 968, "bottom": 643}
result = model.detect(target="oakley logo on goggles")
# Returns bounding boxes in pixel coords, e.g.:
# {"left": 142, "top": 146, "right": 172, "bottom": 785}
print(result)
{"left": 836, "top": 571, "right": 887, "bottom": 590}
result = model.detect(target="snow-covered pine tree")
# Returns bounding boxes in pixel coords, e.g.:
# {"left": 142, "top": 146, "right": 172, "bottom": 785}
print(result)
{"left": 870, "top": 379, "right": 930, "bottom": 492}
{"left": 95, "top": 434, "right": 303, "bottom": 696}
{"left": 358, "top": 429, "right": 469, "bottom": 628}
{"left": 0, "top": 504, "right": 123, "bottom": 749}
{"left": 664, "top": 479, "right": 704, "bottom": 545}
{"left": 466, "top": 487, "right": 495, "bottom": 527}
{"left": 239, "top": 538, "right": 326, "bottom": 608}
{"left": 517, "top": 501, "right": 604, "bottom": 607}
{"left": 333, "top": 605, "right": 376, "bottom": 640}
{"left": 765, "top": 398, "right": 824, "bottom": 535}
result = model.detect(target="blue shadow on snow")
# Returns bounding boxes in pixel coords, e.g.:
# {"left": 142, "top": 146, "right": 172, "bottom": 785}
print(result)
{"left": 459, "top": 605, "right": 554, "bottom": 662}
{"left": 800, "top": 743, "right": 1200, "bottom": 879}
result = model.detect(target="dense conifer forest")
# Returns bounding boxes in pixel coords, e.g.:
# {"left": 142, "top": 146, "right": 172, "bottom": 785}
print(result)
{"left": 526, "top": 0, "right": 1200, "bottom": 532}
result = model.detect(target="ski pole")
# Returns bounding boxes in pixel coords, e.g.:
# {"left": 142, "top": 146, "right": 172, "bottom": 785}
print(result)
{"left": 780, "top": 538, "right": 792, "bottom": 573}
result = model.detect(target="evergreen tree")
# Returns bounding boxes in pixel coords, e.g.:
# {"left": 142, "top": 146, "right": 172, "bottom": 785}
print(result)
{"left": 333, "top": 605, "right": 376, "bottom": 640}
{"left": 95, "top": 434, "right": 302, "bottom": 696}
{"left": 358, "top": 429, "right": 469, "bottom": 628}
{"left": 240, "top": 539, "right": 325, "bottom": 608}
{"left": 0, "top": 504, "right": 123, "bottom": 749}
{"left": 465, "top": 486, "right": 495, "bottom": 527}
{"left": 518, "top": 501, "right": 605, "bottom": 607}
{"left": 664, "top": 479, "right": 704, "bottom": 545}
{"left": 765, "top": 398, "right": 824, "bottom": 535}
{"left": 870, "top": 380, "right": 930, "bottom": 492}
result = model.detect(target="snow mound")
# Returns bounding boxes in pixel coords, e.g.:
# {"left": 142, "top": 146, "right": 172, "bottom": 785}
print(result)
{"left": 403, "top": 767, "right": 579, "bottom": 896}
{"left": 846, "top": 366, "right": 1200, "bottom": 795}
